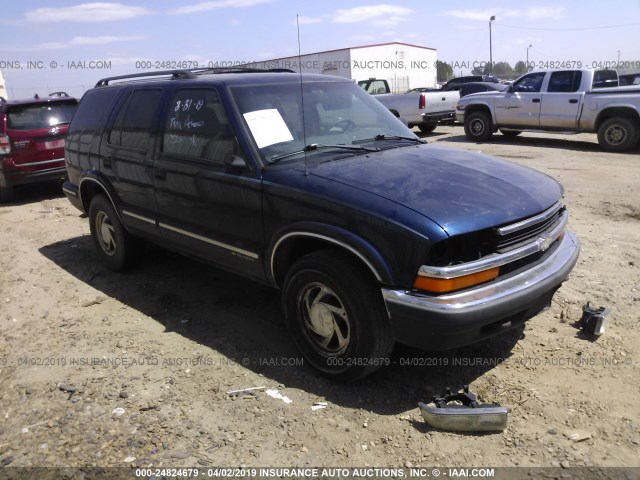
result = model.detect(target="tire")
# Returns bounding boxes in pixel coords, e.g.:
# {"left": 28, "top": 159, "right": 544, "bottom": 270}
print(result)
{"left": 0, "top": 184, "right": 14, "bottom": 204}
{"left": 500, "top": 129, "right": 522, "bottom": 137}
{"left": 282, "top": 250, "right": 394, "bottom": 381}
{"left": 418, "top": 123, "right": 437, "bottom": 133}
{"left": 597, "top": 117, "right": 640, "bottom": 152}
{"left": 464, "top": 111, "right": 493, "bottom": 141}
{"left": 88, "top": 194, "right": 141, "bottom": 271}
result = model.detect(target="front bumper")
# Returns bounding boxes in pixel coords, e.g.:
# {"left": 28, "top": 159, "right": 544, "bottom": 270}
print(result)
{"left": 382, "top": 231, "right": 580, "bottom": 350}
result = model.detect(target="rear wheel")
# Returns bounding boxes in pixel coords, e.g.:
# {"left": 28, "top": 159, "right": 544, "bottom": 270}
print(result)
{"left": 282, "top": 250, "right": 394, "bottom": 381}
{"left": 464, "top": 111, "right": 493, "bottom": 141}
{"left": 597, "top": 117, "right": 639, "bottom": 152}
{"left": 418, "top": 123, "right": 437, "bottom": 133}
{"left": 88, "top": 194, "right": 141, "bottom": 271}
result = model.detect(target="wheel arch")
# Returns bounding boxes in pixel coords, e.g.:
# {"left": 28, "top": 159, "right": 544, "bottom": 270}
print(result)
{"left": 269, "top": 226, "right": 396, "bottom": 289}
{"left": 79, "top": 174, "right": 122, "bottom": 222}
{"left": 464, "top": 104, "right": 495, "bottom": 125}
{"left": 595, "top": 107, "right": 640, "bottom": 130}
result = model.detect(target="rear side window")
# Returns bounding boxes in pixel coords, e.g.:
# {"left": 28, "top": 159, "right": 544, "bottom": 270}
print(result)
{"left": 70, "top": 88, "right": 118, "bottom": 133}
{"left": 6, "top": 101, "right": 77, "bottom": 131}
{"left": 593, "top": 70, "right": 618, "bottom": 89}
{"left": 360, "top": 80, "right": 387, "bottom": 94}
{"left": 163, "top": 88, "right": 235, "bottom": 163}
{"left": 109, "top": 89, "right": 162, "bottom": 150}
{"left": 548, "top": 71, "right": 582, "bottom": 93}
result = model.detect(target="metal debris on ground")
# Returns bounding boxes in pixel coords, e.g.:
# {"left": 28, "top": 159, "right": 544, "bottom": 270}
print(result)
{"left": 577, "top": 302, "right": 611, "bottom": 337}
{"left": 226, "top": 386, "right": 266, "bottom": 397}
{"left": 418, "top": 385, "right": 508, "bottom": 432}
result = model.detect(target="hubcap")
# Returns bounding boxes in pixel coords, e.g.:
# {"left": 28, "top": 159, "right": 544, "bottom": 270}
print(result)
{"left": 95, "top": 211, "right": 116, "bottom": 256}
{"left": 300, "top": 283, "right": 350, "bottom": 356}
{"left": 472, "top": 120, "right": 484, "bottom": 135}
{"left": 606, "top": 125, "right": 625, "bottom": 145}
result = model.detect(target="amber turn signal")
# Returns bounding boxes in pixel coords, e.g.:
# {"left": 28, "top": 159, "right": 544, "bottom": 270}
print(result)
{"left": 413, "top": 267, "right": 499, "bottom": 293}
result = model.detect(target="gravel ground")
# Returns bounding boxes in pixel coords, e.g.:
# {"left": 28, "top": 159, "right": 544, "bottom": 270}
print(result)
{"left": 0, "top": 125, "right": 639, "bottom": 477}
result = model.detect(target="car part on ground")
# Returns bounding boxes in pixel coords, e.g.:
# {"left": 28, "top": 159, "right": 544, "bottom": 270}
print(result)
{"left": 419, "top": 385, "right": 508, "bottom": 432}
{"left": 577, "top": 302, "right": 611, "bottom": 337}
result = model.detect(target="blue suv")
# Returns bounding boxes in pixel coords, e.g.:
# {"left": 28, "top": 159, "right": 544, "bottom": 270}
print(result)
{"left": 63, "top": 68, "right": 579, "bottom": 380}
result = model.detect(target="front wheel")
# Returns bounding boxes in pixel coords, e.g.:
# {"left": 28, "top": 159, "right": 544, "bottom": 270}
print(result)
{"left": 282, "top": 250, "right": 394, "bottom": 381}
{"left": 464, "top": 111, "right": 493, "bottom": 141}
{"left": 88, "top": 195, "right": 141, "bottom": 271}
{"left": 597, "top": 117, "right": 639, "bottom": 152}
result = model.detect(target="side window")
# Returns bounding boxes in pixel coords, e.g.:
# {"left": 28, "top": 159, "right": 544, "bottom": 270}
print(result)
{"left": 548, "top": 71, "right": 582, "bottom": 93}
{"left": 163, "top": 88, "right": 235, "bottom": 164}
{"left": 69, "top": 88, "right": 118, "bottom": 133}
{"left": 512, "top": 72, "right": 546, "bottom": 93}
{"left": 462, "top": 85, "right": 484, "bottom": 96}
{"left": 593, "top": 70, "right": 618, "bottom": 88}
{"left": 363, "top": 80, "right": 387, "bottom": 94}
{"left": 109, "top": 89, "right": 161, "bottom": 150}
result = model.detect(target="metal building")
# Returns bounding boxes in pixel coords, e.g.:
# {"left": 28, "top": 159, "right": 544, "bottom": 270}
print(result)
{"left": 249, "top": 42, "right": 438, "bottom": 93}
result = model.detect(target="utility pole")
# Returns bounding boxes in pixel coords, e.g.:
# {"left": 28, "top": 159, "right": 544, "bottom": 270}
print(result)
{"left": 489, "top": 16, "right": 496, "bottom": 74}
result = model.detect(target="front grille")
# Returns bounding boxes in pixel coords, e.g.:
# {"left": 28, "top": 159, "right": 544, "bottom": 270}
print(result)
{"left": 494, "top": 204, "right": 565, "bottom": 253}
{"left": 425, "top": 203, "right": 567, "bottom": 267}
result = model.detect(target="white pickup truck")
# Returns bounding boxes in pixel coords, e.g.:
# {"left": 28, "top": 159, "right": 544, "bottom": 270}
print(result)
{"left": 456, "top": 69, "right": 640, "bottom": 151}
{"left": 358, "top": 78, "right": 459, "bottom": 133}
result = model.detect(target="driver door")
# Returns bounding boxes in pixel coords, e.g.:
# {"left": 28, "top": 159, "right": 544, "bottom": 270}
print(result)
{"left": 495, "top": 72, "right": 546, "bottom": 127}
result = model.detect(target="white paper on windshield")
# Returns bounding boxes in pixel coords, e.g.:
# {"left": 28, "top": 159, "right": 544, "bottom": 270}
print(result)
{"left": 243, "top": 109, "right": 294, "bottom": 148}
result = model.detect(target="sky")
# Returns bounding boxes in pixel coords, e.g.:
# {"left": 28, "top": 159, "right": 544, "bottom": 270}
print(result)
{"left": 1, "top": 0, "right": 639, "bottom": 98}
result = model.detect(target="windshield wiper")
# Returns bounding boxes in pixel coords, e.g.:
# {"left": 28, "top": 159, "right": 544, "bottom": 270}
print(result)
{"left": 353, "top": 134, "right": 423, "bottom": 144}
{"left": 268, "top": 143, "right": 379, "bottom": 164}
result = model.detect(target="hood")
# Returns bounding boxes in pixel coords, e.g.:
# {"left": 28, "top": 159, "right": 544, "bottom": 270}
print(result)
{"left": 459, "top": 90, "right": 504, "bottom": 102}
{"left": 305, "top": 143, "right": 562, "bottom": 236}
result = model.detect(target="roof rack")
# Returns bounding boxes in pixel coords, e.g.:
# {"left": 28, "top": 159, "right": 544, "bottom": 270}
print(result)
{"left": 94, "top": 67, "right": 295, "bottom": 87}
{"left": 95, "top": 70, "right": 197, "bottom": 87}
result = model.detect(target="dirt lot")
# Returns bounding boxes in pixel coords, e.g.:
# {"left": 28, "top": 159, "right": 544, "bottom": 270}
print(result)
{"left": 1, "top": 125, "right": 639, "bottom": 474}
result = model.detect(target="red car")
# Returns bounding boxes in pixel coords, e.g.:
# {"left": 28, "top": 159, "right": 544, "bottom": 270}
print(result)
{"left": 0, "top": 93, "right": 78, "bottom": 202}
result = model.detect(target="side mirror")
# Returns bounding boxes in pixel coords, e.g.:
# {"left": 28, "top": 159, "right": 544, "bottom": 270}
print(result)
{"left": 507, "top": 85, "right": 515, "bottom": 93}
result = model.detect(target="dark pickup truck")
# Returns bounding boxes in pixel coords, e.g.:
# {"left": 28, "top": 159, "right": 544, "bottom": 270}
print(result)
{"left": 63, "top": 68, "right": 579, "bottom": 380}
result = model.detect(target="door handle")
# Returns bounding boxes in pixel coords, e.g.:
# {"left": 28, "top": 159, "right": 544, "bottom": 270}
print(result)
{"left": 154, "top": 169, "right": 166, "bottom": 180}
{"left": 569, "top": 99, "right": 578, "bottom": 104}
{"left": 103, "top": 159, "right": 112, "bottom": 169}
{"left": 532, "top": 98, "right": 541, "bottom": 103}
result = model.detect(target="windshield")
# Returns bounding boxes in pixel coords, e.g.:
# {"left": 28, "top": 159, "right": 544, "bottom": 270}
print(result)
{"left": 231, "top": 81, "right": 416, "bottom": 164}
{"left": 6, "top": 101, "right": 77, "bottom": 131}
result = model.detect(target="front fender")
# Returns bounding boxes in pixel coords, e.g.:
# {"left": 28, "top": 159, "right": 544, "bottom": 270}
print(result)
{"left": 267, "top": 221, "right": 398, "bottom": 288}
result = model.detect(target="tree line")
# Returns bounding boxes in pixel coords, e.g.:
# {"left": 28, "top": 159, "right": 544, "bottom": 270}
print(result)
{"left": 436, "top": 60, "right": 529, "bottom": 82}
